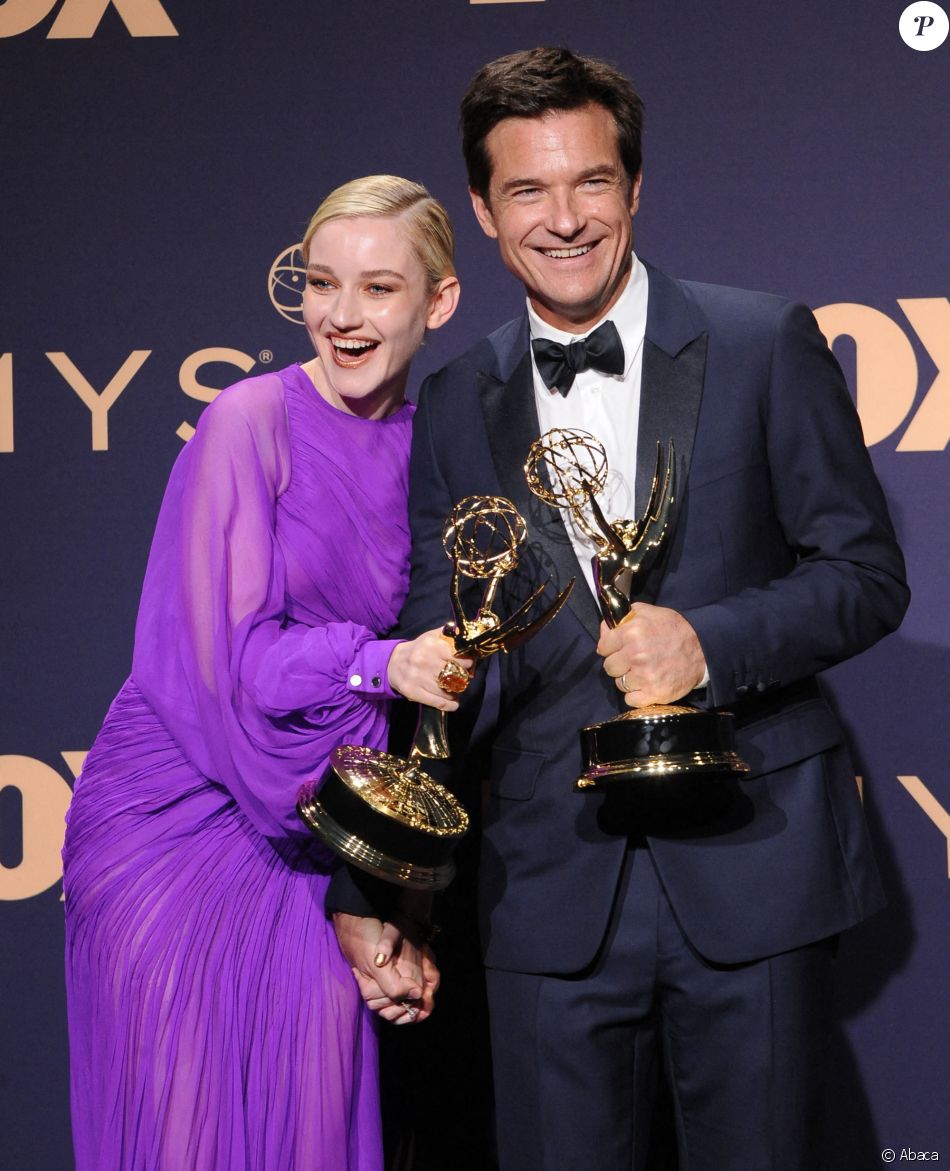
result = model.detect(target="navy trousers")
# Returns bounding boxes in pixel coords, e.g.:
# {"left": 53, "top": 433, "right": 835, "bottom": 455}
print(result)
{"left": 486, "top": 845, "right": 834, "bottom": 1171}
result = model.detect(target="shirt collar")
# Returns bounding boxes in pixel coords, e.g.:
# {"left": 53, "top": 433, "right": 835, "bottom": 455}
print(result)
{"left": 526, "top": 253, "right": 648, "bottom": 380}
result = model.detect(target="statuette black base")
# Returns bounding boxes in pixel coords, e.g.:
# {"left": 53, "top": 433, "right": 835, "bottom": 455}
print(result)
{"left": 577, "top": 704, "right": 749, "bottom": 791}
{"left": 297, "top": 745, "right": 469, "bottom": 891}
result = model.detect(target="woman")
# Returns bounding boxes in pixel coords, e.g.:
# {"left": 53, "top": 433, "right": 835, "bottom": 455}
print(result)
{"left": 63, "top": 175, "right": 463, "bottom": 1170}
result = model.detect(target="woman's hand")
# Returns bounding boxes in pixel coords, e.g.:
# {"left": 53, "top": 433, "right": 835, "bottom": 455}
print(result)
{"left": 333, "top": 911, "right": 440, "bottom": 1025}
{"left": 352, "top": 933, "right": 440, "bottom": 1025}
{"left": 387, "top": 629, "right": 474, "bottom": 710}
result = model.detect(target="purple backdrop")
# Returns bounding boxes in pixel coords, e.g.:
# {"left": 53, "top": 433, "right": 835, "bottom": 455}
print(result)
{"left": 2, "top": 0, "right": 947, "bottom": 1166}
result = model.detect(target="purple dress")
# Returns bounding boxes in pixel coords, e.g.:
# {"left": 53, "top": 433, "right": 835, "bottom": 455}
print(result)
{"left": 63, "top": 365, "right": 413, "bottom": 1170}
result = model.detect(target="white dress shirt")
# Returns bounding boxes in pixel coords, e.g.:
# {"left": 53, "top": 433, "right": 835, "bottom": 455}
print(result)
{"left": 529, "top": 255, "right": 648, "bottom": 598}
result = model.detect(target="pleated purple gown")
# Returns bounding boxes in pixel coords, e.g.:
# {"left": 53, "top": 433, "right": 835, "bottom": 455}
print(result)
{"left": 63, "top": 365, "right": 414, "bottom": 1170}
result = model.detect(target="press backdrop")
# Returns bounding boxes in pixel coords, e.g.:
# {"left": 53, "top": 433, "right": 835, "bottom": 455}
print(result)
{"left": 1, "top": 1, "right": 947, "bottom": 1166}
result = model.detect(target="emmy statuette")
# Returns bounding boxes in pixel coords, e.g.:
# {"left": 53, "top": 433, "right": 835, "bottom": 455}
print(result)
{"left": 297, "top": 495, "right": 573, "bottom": 887}
{"left": 525, "top": 428, "right": 749, "bottom": 791}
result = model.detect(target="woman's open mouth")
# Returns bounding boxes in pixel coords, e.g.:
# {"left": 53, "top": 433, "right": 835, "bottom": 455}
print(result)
{"left": 329, "top": 336, "right": 379, "bottom": 367}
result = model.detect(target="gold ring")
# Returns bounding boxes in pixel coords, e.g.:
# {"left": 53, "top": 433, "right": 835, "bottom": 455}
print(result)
{"left": 437, "top": 661, "right": 471, "bottom": 695}
{"left": 620, "top": 672, "right": 632, "bottom": 693}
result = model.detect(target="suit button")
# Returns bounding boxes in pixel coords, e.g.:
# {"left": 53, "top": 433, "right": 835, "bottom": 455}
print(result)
{"left": 736, "top": 684, "right": 750, "bottom": 697}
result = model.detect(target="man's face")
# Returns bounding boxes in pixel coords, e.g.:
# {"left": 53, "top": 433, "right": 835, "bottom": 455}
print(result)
{"left": 470, "top": 103, "right": 641, "bottom": 334}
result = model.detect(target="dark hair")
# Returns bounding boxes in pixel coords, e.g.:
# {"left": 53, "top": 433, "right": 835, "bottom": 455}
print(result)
{"left": 461, "top": 46, "right": 644, "bottom": 200}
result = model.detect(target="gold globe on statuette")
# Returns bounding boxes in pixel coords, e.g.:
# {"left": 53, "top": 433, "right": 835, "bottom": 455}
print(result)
{"left": 297, "top": 495, "right": 574, "bottom": 889}
{"left": 525, "top": 428, "right": 749, "bottom": 792}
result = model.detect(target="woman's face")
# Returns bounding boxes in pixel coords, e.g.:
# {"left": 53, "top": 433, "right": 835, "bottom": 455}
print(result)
{"left": 302, "top": 215, "right": 457, "bottom": 419}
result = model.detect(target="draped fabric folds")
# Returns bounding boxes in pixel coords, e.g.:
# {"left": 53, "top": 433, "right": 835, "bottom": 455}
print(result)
{"left": 63, "top": 365, "right": 414, "bottom": 1170}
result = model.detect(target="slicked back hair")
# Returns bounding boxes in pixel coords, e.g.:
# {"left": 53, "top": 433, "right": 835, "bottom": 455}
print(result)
{"left": 301, "top": 174, "right": 456, "bottom": 292}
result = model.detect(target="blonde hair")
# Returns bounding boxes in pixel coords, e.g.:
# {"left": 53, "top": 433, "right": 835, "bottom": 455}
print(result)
{"left": 301, "top": 175, "right": 456, "bottom": 291}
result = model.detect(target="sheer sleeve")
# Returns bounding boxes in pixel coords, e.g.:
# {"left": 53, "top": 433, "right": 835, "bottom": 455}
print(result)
{"left": 132, "top": 374, "right": 394, "bottom": 838}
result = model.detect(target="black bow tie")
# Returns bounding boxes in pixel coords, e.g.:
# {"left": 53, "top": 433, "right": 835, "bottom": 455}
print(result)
{"left": 531, "top": 319, "right": 626, "bottom": 396}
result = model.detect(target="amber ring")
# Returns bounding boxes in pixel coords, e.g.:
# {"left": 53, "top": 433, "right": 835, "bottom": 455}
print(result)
{"left": 437, "top": 661, "right": 471, "bottom": 695}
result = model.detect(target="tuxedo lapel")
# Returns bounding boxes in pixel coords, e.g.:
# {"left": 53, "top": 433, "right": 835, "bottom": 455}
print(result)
{"left": 635, "top": 265, "right": 708, "bottom": 600}
{"left": 479, "top": 345, "right": 602, "bottom": 641}
{"left": 636, "top": 335, "right": 707, "bottom": 512}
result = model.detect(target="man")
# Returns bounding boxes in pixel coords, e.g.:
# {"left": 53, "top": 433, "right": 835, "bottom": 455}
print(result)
{"left": 335, "top": 46, "right": 908, "bottom": 1170}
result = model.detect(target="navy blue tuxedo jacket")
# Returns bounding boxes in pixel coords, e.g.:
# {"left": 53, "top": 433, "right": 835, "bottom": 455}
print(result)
{"left": 400, "top": 263, "right": 908, "bottom": 973}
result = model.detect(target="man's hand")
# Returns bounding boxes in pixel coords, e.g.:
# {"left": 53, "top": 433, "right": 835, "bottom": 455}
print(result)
{"left": 332, "top": 912, "right": 439, "bottom": 1025}
{"left": 352, "top": 936, "right": 440, "bottom": 1025}
{"left": 596, "top": 603, "right": 707, "bottom": 706}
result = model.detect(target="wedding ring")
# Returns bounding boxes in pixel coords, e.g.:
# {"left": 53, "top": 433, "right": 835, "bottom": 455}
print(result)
{"left": 437, "top": 661, "right": 471, "bottom": 695}
{"left": 620, "top": 672, "right": 632, "bottom": 693}
{"left": 401, "top": 1000, "right": 420, "bottom": 1023}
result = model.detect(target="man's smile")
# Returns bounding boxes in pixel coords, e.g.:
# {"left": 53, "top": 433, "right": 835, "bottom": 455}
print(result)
{"left": 536, "top": 243, "right": 595, "bottom": 259}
